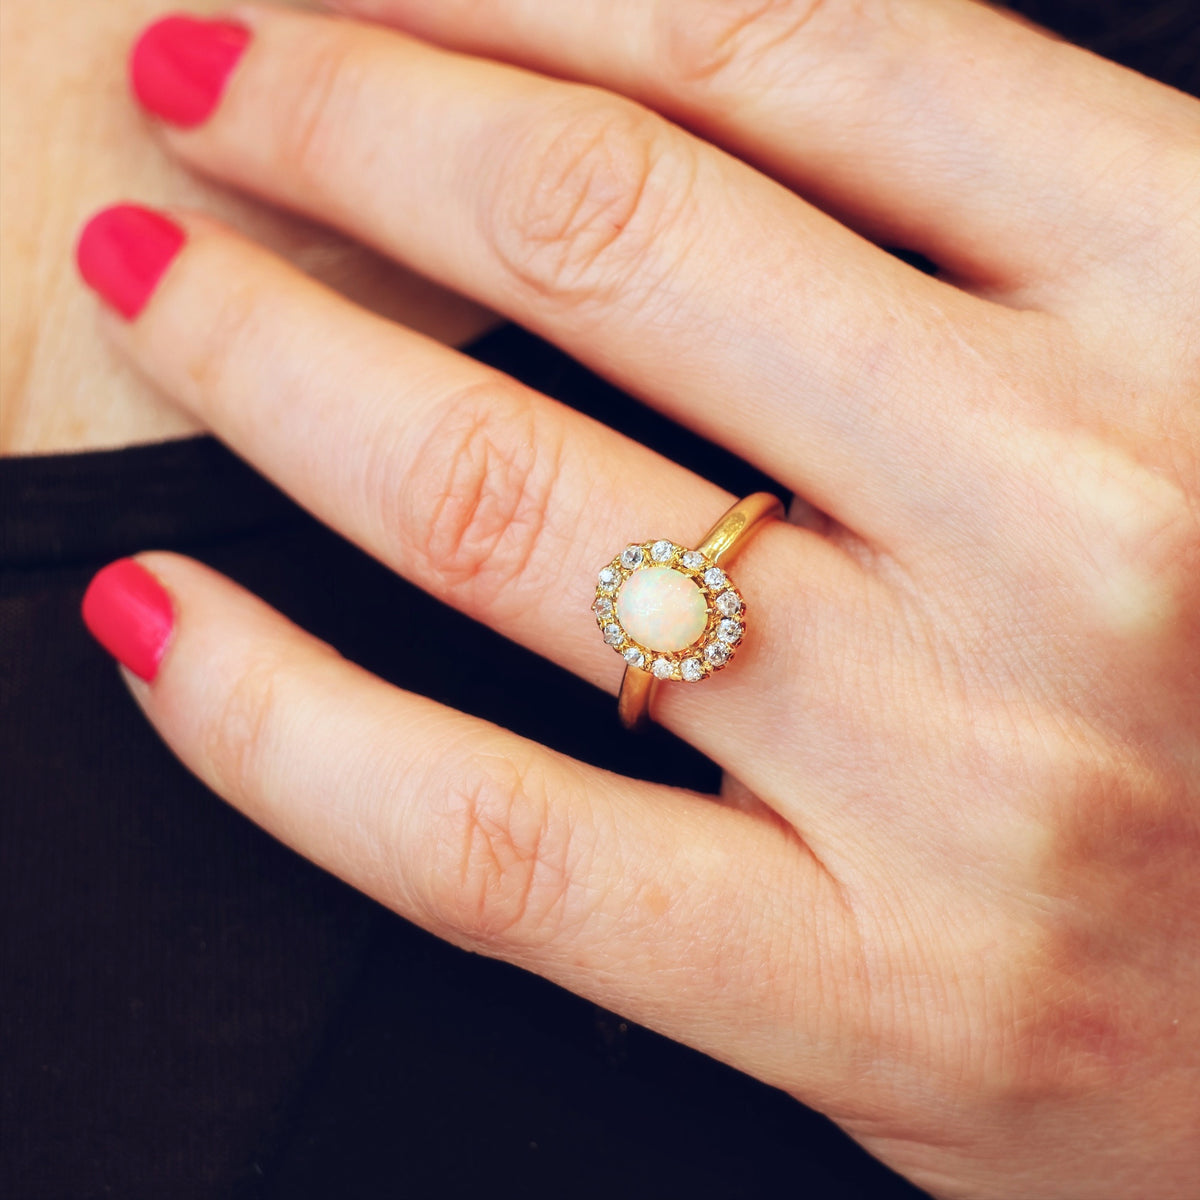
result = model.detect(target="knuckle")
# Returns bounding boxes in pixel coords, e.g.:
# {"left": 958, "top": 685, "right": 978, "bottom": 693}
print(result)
{"left": 1134, "top": 500, "right": 1200, "bottom": 634}
{"left": 1087, "top": 472, "right": 1198, "bottom": 646}
{"left": 983, "top": 920, "right": 1162, "bottom": 1108}
{"left": 202, "top": 650, "right": 289, "bottom": 805}
{"left": 390, "top": 377, "right": 565, "bottom": 606}
{"left": 983, "top": 956, "right": 1128, "bottom": 1105}
{"left": 964, "top": 735, "right": 1198, "bottom": 1106}
{"left": 1038, "top": 436, "right": 1200, "bottom": 659}
{"left": 422, "top": 746, "right": 589, "bottom": 950}
{"left": 484, "top": 98, "right": 687, "bottom": 307}
{"left": 277, "top": 34, "right": 363, "bottom": 186}
{"left": 658, "top": 0, "right": 836, "bottom": 88}
{"left": 181, "top": 255, "right": 267, "bottom": 415}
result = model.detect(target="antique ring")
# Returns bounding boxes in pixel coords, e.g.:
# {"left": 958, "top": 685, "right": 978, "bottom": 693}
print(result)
{"left": 592, "top": 492, "right": 785, "bottom": 731}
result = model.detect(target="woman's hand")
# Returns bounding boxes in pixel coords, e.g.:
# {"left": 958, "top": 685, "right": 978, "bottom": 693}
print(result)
{"left": 76, "top": 3, "right": 1200, "bottom": 1196}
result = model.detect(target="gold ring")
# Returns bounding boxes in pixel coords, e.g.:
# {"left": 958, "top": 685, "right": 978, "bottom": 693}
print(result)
{"left": 591, "top": 492, "right": 785, "bottom": 731}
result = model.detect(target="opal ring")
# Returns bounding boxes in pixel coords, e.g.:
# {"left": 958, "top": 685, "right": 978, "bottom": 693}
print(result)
{"left": 592, "top": 492, "right": 785, "bottom": 731}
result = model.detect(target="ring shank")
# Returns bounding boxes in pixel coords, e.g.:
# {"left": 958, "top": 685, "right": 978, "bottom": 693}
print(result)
{"left": 618, "top": 492, "right": 784, "bottom": 731}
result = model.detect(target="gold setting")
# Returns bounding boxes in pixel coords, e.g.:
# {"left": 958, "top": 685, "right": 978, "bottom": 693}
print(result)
{"left": 593, "top": 540, "right": 746, "bottom": 682}
{"left": 607, "top": 493, "right": 785, "bottom": 732}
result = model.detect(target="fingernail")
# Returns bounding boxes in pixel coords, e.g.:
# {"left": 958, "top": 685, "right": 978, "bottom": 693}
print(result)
{"left": 131, "top": 14, "right": 251, "bottom": 128}
{"left": 75, "top": 204, "right": 186, "bottom": 320}
{"left": 82, "top": 559, "right": 175, "bottom": 683}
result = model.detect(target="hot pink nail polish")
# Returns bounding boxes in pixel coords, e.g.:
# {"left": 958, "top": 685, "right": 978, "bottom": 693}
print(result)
{"left": 130, "top": 15, "right": 251, "bottom": 128}
{"left": 75, "top": 204, "right": 185, "bottom": 320}
{"left": 82, "top": 559, "right": 175, "bottom": 682}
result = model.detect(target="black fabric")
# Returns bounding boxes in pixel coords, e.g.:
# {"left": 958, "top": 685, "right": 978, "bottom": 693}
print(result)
{"left": 1, "top": 323, "right": 925, "bottom": 1200}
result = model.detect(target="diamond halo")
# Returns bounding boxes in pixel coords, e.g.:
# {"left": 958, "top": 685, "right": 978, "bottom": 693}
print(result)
{"left": 593, "top": 539, "right": 748, "bottom": 682}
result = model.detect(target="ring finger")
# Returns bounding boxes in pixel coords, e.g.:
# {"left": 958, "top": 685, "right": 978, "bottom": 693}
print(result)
{"left": 77, "top": 206, "right": 877, "bottom": 787}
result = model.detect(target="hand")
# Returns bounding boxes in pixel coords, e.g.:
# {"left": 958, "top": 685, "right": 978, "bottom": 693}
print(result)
{"left": 76, "top": 4, "right": 1200, "bottom": 1195}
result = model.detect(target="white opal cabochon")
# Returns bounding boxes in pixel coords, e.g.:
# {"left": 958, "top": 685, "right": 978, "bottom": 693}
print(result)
{"left": 616, "top": 567, "right": 708, "bottom": 653}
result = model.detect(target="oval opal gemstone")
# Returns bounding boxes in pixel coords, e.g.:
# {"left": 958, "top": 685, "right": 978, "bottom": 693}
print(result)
{"left": 616, "top": 567, "right": 708, "bottom": 653}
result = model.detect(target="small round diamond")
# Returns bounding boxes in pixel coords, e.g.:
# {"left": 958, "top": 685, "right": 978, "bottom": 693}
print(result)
{"left": 705, "top": 642, "right": 730, "bottom": 666}
{"left": 621, "top": 545, "right": 645, "bottom": 569}
{"left": 715, "top": 590, "right": 742, "bottom": 617}
{"left": 598, "top": 566, "right": 619, "bottom": 589}
{"left": 652, "top": 657, "right": 675, "bottom": 680}
{"left": 681, "top": 658, "right": 704, "bottom": 682}
{"left": 651, "top": 540, "right": 675, "bottom": 562}
{"left": 593, "top": 597, "right": 613, "bottom": 618}
{"left": 604, "top": 623, "right": 624, "bottom": 646}
{"left": 623, "top": 647, "right": 646, "bottom": 668}
{"left": 704, "top": 567, "right": 726, "bottom": 589}
{"left": 681, "top": 550, "right": 705, "bottom": 570}
{"left": 717, "top": 619, "right": 743, "bottom": 643}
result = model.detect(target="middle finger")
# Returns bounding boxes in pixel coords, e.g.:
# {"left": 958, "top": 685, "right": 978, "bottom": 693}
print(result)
{"left": 131, "top": 5, "right": 1012, "bottom": 548}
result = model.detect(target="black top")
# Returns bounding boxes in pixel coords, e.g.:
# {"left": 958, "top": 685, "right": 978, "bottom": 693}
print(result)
{"left": 1, "top": 323, "right": 924, "bottom": 1199}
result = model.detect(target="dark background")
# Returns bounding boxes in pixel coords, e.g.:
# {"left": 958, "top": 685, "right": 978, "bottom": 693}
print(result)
{"left": 3, "top": 4, "right": 1196, "bottom": 1198}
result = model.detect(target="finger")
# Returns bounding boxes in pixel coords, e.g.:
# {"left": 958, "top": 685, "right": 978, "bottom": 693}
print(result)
{"left": 130, "top": 5, "right": 1011, "bottom": 546}
{"left": 88, "top": 551, "right": 856, "bottom": 1096}
{"left": 330, "top": 0, "right": 1200, "bottom": 310}
{"left": 78, "top": 205, "right": 880, "bottom": 787}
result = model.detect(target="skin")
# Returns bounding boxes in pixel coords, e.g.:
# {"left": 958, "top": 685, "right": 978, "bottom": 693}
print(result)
{"left": 41, "top": 0, "right": 1200, "bottom": 1194}
{"left": 0, "top": 0, "right": 499, "bottom": 452}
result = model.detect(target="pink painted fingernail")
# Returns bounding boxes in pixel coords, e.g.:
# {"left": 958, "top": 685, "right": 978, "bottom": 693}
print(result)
{"left": 75, "top": 204, "right": 186, "bottom": 320}
{"left": 131, "top": 14, "right": 251, "bottom": 128}
{"left": 82, "top": 559, "right": 175, "bottom": 682}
